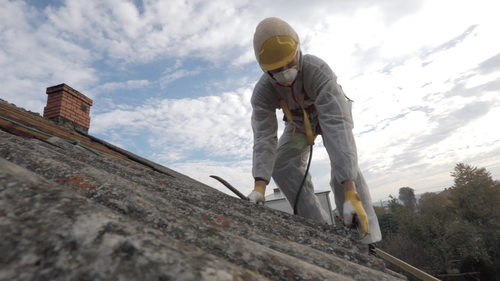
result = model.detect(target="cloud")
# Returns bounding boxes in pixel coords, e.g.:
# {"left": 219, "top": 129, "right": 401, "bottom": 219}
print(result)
{"left": 355, "top": 85, "right": 500, "bottom": 201}
{"left": 419, "top": 25, "right": 478, "bottom": 61}
{"left": 168, "top": 159, "right": 255, "bottom": 197}
{"left": 477, "top": 53, "right": 500, "bottom": 75}
{"left": 0, "top": 0, "right": 97, "bottom": 112}
{"left": 91, "top": 85, "right": 254, "bottom": 162}
{"left": 3, "top": 0, "right": 491, "bottom": 110}
{"left": 159, "top": 68, "right": 202, "bottom": 88}
{"left": 8, "top": 0, "right": 428, "bottom": 73}
{"left": 347, "top": 32, "right": 500, "bottom": 200}
{"left": 415, "top": 101, "right": 491, "bottom": 146}
{"left": 89, "top": 79, "right": 152, "bottom": 96}
{"left": 38, "top": 0, "right": 258, "bottom": 64}
{"left": 164, "top": 60, "right": 184, "bottom": 73}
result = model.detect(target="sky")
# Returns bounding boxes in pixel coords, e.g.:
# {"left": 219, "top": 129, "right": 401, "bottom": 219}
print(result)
{"left": 1, "top": 0, "right": 500, "bottom": 206}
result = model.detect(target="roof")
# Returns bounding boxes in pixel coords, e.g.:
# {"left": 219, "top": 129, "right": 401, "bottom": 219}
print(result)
{"left": 265, "top": 190, "right": 330, "bottom": 202}
{"left": 0, "top": 98, "right": 404, "bottom": 280}
{"left": 438, "top": 188, "right": 452, "bottom": 198}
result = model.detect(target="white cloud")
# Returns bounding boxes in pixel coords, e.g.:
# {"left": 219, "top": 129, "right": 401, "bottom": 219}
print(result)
{"left": 89, "top": 79, "right": 151, "bottom": 96}
{"left": 91, "top": 85, "right": 254, "bottom": 162}
{"left": 0, "top": 0, "right": 97, "bottom": 112}
{"left": 0, "top": 0, "right": 438, "bottom": 110}
{"left": 159, "top": 68, "right": 202, "bottom": 88}
{"left": 169, "top": 159, "right": 254, "bottom": 198}
{"left": 164, "top": 60, "right": 184, "bottom": 73}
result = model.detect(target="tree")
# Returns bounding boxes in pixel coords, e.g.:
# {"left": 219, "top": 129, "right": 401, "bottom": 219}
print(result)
{"left": 398, "top": 187, "right": 418, "bottom": 212}
{"left": 373, "top": 205, "right": 386, "bottom": 216}
{"left": 377, "top": 166, "right": 500, "bottom": 280}
{"left": 379, "top": 191, "right": 449, "bottom": 279}
{"left": 450, "top": 163, "right": 500, "bottom": 224}
{"left": 418, "top": 192, "right": 448, "bottom": 218}
{"left": 448, "top": 163, "right": 500, "bottom": 279}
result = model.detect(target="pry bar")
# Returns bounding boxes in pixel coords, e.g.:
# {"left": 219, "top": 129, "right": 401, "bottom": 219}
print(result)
{"left": 210, "top": 175, "right": 249, "bottom": 201}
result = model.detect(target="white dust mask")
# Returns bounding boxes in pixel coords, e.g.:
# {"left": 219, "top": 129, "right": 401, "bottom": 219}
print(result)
{"left": 273, "top": 66, "right": 298, "bottom": 86}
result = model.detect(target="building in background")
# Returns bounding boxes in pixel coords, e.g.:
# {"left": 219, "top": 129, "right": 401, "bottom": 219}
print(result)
{"left": 265, "top": 188, "right": 334, "bottom": 225}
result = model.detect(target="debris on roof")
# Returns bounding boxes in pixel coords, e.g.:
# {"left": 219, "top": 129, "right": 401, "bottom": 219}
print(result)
{"left": 0, "top": 95, "right": 405, "bottom": 280}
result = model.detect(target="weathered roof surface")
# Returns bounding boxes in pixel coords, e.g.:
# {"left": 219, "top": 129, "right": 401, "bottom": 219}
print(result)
{"left": 0, "top": 99, "right": 404, "bottom": 280}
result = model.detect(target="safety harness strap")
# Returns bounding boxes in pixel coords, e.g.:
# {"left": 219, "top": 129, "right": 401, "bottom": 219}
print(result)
{"left": 275, "top": 91, "right": 315, "bottom": 146}
{"left": 299, "top": 93, "right": 315, "bottom": 146}
{"left": 277, "top": 98, "right": 296, "bottom": 136}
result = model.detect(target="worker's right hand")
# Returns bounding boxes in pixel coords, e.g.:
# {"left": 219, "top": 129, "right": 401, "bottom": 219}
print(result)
{"left": 248, "top": 186, "right": 265, "bottom": 205}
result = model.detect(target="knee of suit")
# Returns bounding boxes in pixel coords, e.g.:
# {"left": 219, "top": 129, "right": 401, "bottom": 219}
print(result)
{"left": 272, "top": 157, "right": 299, "bottom": 175}
{"left": 272, "top": 160, "right": 287, "bottom": 173}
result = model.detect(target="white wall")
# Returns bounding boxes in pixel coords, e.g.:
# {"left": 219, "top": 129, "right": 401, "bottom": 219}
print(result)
{"left": 266, "top": 191, "right": 334, "bottom": 225}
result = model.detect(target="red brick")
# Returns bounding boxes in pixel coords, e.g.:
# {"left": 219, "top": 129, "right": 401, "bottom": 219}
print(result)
{"left": 45, "top": 84, "right": 93, "bottom": 129}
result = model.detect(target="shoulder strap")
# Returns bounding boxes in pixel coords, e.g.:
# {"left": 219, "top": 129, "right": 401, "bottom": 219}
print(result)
{"left": 275, "top": 91, "right": 296, "bottom": 137}
{"left": 275, "top": 89, "right": 314, "bottom": 146}
{"left": 299, "top": 92, "right": 315, "bottom": 146}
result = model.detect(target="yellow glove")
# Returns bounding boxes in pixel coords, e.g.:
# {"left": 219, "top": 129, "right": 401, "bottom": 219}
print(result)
{"left": 343, "top": 191, "right": 369, "bottom": 239}
{"left": 248, "top": 186, "right": 265, "bottom": 205}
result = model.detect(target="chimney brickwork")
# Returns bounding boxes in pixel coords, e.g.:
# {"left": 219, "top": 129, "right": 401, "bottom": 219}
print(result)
{"left": 43, "top": 84, "right": 93, "bottom": 133}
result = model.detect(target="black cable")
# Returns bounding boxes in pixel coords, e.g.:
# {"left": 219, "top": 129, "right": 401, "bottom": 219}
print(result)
{"left": 293, "top": 145, "right": 313, "bottom": 215}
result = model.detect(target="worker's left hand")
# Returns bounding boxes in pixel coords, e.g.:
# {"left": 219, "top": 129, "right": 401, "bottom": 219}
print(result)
{"left": 343, "top": 190, "right": 370, "bottom": 239}
{"left": 248, "top": 190, "right": 265, "bottom": 205}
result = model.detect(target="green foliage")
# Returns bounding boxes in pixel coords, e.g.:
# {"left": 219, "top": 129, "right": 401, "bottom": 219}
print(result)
{"left": 376, "top": 163, "right": 500, "bottom": 280}
{"left": 373, "top": 205, "right": 386, "bottom": 216}
{"left": 418, "top": 192, "right": 448, "bottom": 217}
{"left": 449, "top": 163, "right": 500, "bottom": 279}
{"left": 398, "top": 187, "right": 418, "bottom": 212}
{"left": 378, "top": 212, "right": 398, "bottom": 237}
{"left": 378, "top": 233, "right": 429, "bottom": 281}
{"left": 450, "top": 163, "right": 500, "bottom": 224}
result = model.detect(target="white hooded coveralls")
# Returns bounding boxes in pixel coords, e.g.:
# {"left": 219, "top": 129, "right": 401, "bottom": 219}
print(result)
{"left": 252, "top": 23, "right": 381, "bottom": 244}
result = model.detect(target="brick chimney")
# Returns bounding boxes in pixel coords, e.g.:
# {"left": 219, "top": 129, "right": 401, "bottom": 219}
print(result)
{"left": 43, "top": 84, "right": 93, "bottom": 134}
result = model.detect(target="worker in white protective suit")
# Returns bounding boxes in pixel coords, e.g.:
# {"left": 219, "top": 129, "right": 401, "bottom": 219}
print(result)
{"left": 247, "top": 17, "right": 381, "bottom": 244}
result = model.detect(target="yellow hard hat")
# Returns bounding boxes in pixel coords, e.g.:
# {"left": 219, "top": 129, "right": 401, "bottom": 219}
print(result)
{"left": 259, "top": 36, "right": 299, "bottom": 71}
{"left": 253, "top": 17, "right": 300, "bottom": 71}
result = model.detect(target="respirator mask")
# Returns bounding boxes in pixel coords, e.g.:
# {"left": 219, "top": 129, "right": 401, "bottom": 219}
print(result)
{"left": 272, "top": 66, "right": 298, "bottom": 86}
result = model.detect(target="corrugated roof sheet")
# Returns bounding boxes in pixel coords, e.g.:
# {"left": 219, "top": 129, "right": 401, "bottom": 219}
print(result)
{"left": 0, "top": 98, "right": 405, "bottom": 280}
